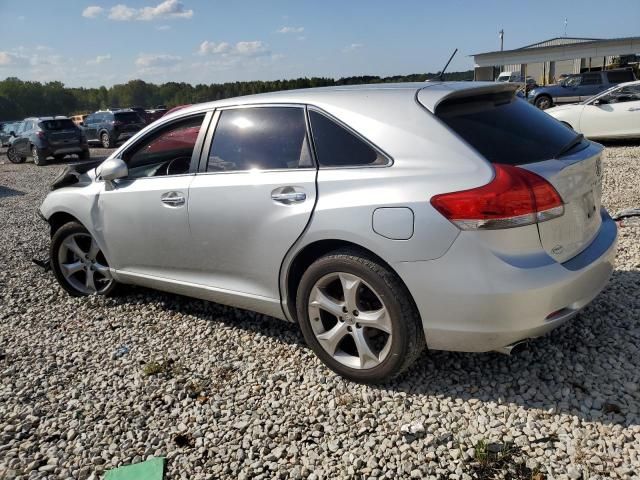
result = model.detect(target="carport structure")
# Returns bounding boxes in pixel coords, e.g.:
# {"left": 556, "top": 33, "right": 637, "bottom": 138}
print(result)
{"left": 473, "top": 36, "right": 640, "bottom": 85}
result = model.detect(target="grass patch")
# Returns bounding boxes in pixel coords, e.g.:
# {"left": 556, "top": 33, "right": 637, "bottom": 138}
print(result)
{"left": 142, "top": 358, "right": 183, "bottom": 377}
{"left": 469, "top": 439, "right": 542, "bottom": 479}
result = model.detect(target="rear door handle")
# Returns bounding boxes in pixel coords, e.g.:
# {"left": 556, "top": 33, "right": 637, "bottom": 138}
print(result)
{"left": 161, "top": 191, "right": 186, "bottom": 207}
{"left": 271, "top": 187, "right": 306, "bottom": 204}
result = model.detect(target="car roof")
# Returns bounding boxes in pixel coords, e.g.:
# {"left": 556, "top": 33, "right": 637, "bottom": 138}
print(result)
{"left": 168, "top": 81, "right": 517, "bottom": 119}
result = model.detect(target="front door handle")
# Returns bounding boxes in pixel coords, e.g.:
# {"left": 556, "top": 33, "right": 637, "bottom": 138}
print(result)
{"left": 628, "top": 107, "right": 640, "bottom": 112}
{"left": 161, "top": 191, "right": 186, "bottom": 207}
{"left": 271, "top": 187, "right": 306, "bottom": 205}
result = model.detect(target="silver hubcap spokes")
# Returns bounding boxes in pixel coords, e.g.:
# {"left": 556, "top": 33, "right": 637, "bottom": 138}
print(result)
{"left": 58, "top": 233, "right": 112, "bottom": 294}
{"left": 308, "top": 272, "right": 392, "bottom": 370}
{"left": 102, "top": 134, "right": 109, "bottom": 147}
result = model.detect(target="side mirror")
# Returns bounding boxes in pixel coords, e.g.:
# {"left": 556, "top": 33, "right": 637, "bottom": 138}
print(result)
{"left": 593, "top": 98, "right": 607, "bottom": 106}
{"left": 79, "top": 122, "right": 84, "bottom": 127}
{"left": 98, "top": 158, "right": 128, "bottom": 182}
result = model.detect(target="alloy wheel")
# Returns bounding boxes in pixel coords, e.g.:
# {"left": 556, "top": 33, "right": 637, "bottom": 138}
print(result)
{"left": 7, "top": 147, "right": 20, "bottom": 164}
{"left": 307, "top": 272, "right": 392, "bottom": 369}
{"left": 57, "top": 232, "right": 113, "bottom": 295}
{"left": 101, "top": 133, "right": 110, "bottom": 148}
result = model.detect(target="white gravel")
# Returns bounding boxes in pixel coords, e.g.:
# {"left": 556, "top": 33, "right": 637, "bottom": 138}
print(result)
{"left": 1, "top": 145, "right": 639, "bottom": 479}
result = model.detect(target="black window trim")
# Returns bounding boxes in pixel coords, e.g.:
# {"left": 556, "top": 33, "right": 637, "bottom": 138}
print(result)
{"left": 100, "top": 110, "right": 213, "bottom": 182}
{"left": 197, "top": 103, "right": 318, "bottom": 175}
{"left": 306, "top": 105, "right": 394, "bottom": 170}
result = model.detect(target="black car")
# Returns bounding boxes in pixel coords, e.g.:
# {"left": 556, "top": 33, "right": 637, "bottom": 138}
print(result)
{"left": 83, "top": 109, "right": 146, "bottom": 148}
{"left": 7, "top": 117, "right": 89, "bottom": 166}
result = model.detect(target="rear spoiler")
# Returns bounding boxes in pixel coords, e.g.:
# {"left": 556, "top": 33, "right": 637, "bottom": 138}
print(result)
{"left": 417, "top": 82, "right": 519, "bottom": 113}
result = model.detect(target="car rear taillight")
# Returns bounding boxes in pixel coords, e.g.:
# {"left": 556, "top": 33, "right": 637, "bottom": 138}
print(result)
{"left": 112, "top": 120, "right": 123, "bottom": 127}
{"left": 36, "top": 131, "right": 45, "bottom": 139}
{"left": 430, "top": 164, "right": 564, "bottom": 230}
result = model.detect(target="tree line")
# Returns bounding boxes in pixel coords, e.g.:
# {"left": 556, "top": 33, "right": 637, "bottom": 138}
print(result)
{"left": 0, "top": 71, "right": 473, "bottom": 121}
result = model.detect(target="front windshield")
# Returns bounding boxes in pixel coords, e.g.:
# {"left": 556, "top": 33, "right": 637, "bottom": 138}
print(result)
{"left": 582, "top": 84, "right": 618, "bottom": 105}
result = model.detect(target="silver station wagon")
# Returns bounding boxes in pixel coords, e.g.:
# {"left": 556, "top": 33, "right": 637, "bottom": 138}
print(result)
{"left": 40, "top": 82, "right": 617, "bottom": 383}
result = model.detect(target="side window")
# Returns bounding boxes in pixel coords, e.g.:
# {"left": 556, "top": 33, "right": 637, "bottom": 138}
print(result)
{"left": 609, "top": 84, "right": 640, "bottom": 103}
{"left": 207, "top": 107, "right": 311, "bottom": 172}
{"left": 85, "top": 115, "right": 94, "bottom": 124}
{"left": 581, "top": 73, "right": 602, "bottom": 86}
{"left": 309, "top": 110, "right": 388, "bottom": 167}
{"left": 122, "top": 114, "right": 205, "bottom": 179}
{"left": 607, "top": 70, "right": 635, "bottom": 84}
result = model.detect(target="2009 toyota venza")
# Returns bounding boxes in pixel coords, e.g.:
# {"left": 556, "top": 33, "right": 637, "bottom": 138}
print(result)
{"left": 40, "top": 82, "right": 617, "bottom": 383}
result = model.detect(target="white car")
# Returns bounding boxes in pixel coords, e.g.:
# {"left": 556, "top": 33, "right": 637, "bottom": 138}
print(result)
{"left": 546, "top": 80, "right": 640, "bottom": 139}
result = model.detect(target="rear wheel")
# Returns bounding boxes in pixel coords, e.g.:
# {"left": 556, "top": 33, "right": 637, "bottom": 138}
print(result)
{"left": 296, "top": 249, "right": 425, "bottom": 383}
{"left": 101, "top": 132, "right": 114, "bottom": 148}
{"left": 534, "top": 95, "right": 553, "bottom": 110}
{"left": 32, "top": 146, "right": 46, "bottom": 166}
{"left": 50, "top": 222, "right": 117, "bottom": 296}
{"left": 7, "top": 147, "right": 26, "bottom": 164}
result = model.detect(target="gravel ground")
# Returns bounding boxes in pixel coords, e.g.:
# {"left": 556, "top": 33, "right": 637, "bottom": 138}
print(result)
{"left": 0, "top": 144, "right": 639, "bottom": 480}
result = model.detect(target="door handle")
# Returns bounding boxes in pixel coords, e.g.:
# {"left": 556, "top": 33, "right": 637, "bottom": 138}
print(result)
{"left": 628, "top": 107, "right": 640, "bottom": 112}
{"left": 161, "top": 191, "right": 186, "bottom": 207}
{"left": 271, "top": 188, "right": 306, "bottom": 204}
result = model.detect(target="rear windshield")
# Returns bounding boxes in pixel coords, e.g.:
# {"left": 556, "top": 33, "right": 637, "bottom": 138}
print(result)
{"left": 115, "top": 112, "right": 143, "bottom": 123}
{"left": 40, "top": 119, "right": 76, "bottom": 130}
{"left": 436, "top": 92, "right": 578, "bottom": 165}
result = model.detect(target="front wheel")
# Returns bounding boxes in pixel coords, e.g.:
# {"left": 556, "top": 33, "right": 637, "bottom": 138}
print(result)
{"left": 101, "top": 132, "right": 114, "bottom": 148}
{"left": 296, "top": 249, "right": 425, "bottom": 383}
{"left": 7, "top": 147, "right": 26, "bottom": 164}
{"left": 50, "top": 222, "right": 117, "bottom": 296}
{"left": 32, "top": 146, "right": 46, "bottom": 166}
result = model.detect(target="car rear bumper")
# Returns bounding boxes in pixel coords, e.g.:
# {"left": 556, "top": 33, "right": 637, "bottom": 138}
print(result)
{"left": 43, "top": 146, "right": 87, "bottom": 156}
{"left": 395, "top": 209, "right": 617, "bottom": 352}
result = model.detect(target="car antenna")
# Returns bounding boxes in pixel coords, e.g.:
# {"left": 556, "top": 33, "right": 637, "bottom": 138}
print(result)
{"left": 437, "top": 48, "right": 458, "bottom": 81}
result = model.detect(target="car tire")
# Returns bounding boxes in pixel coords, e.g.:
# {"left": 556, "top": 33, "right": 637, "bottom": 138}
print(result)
{"left": 7, "top": 147, "right": 26, "bottom": 164}
{"left": 296, "top": 248, "right": 425, "bottom": 384}
{"left": 79, "top": 149, "right": 90, "bottom": 160}
{"left": 534, "top": 95, "right": 553, "bottom": 110}
{"left": 50, "top": 221, "right": 118, "bottom": 297}
{"left": 101, "top": 132, "right": 114, "bottom": 148}
{"left": 32, "top": 146, "right": 46, "bottom": 166}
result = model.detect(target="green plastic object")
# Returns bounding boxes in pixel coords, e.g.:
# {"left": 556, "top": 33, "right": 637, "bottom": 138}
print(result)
{"left": 104, "top": 457, "right": 165, "bottom": 480}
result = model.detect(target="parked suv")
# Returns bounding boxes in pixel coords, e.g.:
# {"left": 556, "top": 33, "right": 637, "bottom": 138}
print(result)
{"left": 40, "top": 82, "right": 616, "bottom": 383}
{"left": 7, "top": 117, "right": 89, "bottom": 165}
{"left": 528, "top": 69, "right": 636, "bottom": 109}
{"left": 83, "top": 109, "right": 146, "bottom": 148}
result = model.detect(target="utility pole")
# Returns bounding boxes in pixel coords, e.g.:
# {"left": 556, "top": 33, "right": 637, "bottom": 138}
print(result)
{"left": 499, "top": 29, "right": 504, "bottom": 74}
{"left": 564, "top": 18, "right": 568, "bottom": 37}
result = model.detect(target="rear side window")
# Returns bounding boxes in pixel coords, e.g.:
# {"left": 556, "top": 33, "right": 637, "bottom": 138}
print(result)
{"left": 581, "top": 73, "right": 602, "bottom": 85}
{"left": 607, "top": 70, "right": 635, "bottom": 84}
{"left": 208, "top": 107, "right": 312, "bottom": 172}
{"left": 41, "top": 119, "right": 76, "bottom": 130}
{"left": 309, "top": 110, "right": 388, "bottom": 167}
{"left": 115, "top": 112, "right": 143, "bottom": 123}
{"left": 436, "top": 92, "right": 578, "bottom": 165}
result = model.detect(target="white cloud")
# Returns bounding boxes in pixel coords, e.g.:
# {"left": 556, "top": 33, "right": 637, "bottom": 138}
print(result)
{"left": 0, "top": 51, "right": 29, "bottom": 67}
{"left": 108, "top": 0, "right": 193, "bottom": 21}
{"left": 198, "top": 40, "right": 269, "bottom": 57}
{"left": 277, "top": 26, "right": 304, "bottom": 34}
{"left": 343, "top": 43, "right": 364, "bottom": 53}
{"left": 82, "top": 6, "right": 104, "bottom": 18}
{"left": 87, "top": 54, "right": 112, "bottom": 65}
{"left": 135, "top": 53, "right": 182, "bottom": 68}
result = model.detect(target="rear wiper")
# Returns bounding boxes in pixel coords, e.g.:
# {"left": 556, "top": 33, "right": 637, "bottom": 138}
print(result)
{"left": 557, "top": 133, "right": 584, "bottom": 157}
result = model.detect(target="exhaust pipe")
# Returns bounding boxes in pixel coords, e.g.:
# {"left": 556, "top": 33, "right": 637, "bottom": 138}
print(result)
{"left": 495, "top": 340, "right": 529, "bottom": 355}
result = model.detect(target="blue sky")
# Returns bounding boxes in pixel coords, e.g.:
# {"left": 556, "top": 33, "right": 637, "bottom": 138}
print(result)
{"left": 0, "top": 0, "right": 638, "bottom": 87}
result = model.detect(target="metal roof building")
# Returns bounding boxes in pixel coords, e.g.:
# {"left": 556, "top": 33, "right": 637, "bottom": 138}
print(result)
{"left": 473, "top": 36, "right": 640, "bottom": 84}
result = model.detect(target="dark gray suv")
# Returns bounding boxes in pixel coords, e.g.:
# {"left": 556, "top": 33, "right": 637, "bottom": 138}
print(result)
{"left": 83, "top": 109, "right": 146, "bottom": 148}
{"left": 7, "top": 117, "right": 89, "bottom": 166}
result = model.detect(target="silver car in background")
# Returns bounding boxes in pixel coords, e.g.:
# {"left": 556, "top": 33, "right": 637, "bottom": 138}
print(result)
{"left": 40, "top": 82, "right": 617, "bottom": 383}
